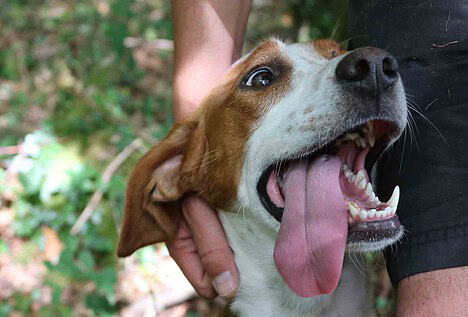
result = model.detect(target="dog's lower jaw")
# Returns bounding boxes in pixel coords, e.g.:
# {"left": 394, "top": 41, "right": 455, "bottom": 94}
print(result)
{"left": 219, "top": 211, "right": 376, "bottom": 317}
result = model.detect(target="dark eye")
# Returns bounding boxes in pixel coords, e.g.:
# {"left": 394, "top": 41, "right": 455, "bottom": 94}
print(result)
{"left": 244, "top": 68, "right": 274, "bottom": 87}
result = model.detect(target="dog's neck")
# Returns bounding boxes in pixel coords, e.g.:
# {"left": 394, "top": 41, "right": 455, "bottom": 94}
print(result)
{"left": 219, "top": 211, "right": 375, "bottom": 317}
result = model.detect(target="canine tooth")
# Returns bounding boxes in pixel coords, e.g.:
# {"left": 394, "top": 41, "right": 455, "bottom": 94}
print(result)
{"left": 355, "top": 170, "right": 365, "bottom": 183}
{"left": 356, "top": 137, "right": 364, "bottom": 148}
{"left": 358, "top": 178, "right": 367, "bottom": 190}
{"left": 365, "top": 183, "right": 373, "bottom": 196}
{"left": 359, "top": 209, "right": 368, "bottom": 220}
{"left": 367, "top": 121, "right": 374, "bottom": 134}
{"left": 361, "top": 137, "right": 368, "bottom": 147}
{"left": 356, "top": 137, "right": 366, "bottom": 148}
{"left": 356, "top": 170, "right": 365, "bottom": 180}
{"left": 366, "top": 132, "right": 376, "bottom": 147}
{"left": 368, "top": 209, "right": 376, "bottom": 218}
{"left": 387, "top": 186, "right": 400, "bottom": 208}
{"left": 348, "top": 202, "right": 360, "bottom": 218}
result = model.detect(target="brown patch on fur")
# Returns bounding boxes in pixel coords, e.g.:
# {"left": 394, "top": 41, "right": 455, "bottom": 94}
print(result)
{"left": 117, "top": 114, "right": 204, "bottom": 257}
{"left": 313, "top": 39, "right": 347, "bottom": 60}
{"left": 201, "top": 40, "right": 293, "bottom": 208}
{"left": 117, "top": 40, "right": 293, "bottom": 256}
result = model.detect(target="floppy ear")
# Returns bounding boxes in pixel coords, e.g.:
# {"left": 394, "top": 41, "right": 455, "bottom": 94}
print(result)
{"left": 117, "top": 114, "right": 206, "bottom": 257}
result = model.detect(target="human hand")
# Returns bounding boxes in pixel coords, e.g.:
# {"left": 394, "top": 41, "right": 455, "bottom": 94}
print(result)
{"left": 167, "top": 195, "right": 240, "bottom": 298}
{"left": 170, "top": 0, "right": 251, "bottom": 299}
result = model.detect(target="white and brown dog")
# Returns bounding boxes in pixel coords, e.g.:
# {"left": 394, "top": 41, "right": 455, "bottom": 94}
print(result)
{"left": 117, "top": 39, "right": 407, "bottom": 317}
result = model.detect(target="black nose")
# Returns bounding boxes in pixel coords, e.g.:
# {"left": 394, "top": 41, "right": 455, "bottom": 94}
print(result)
{"left": 335, "top": 47, "right": 399, "bottom": 92}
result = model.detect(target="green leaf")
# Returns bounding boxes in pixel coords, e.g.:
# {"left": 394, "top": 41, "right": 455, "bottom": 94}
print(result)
{"left": 78, "top": 250, "right": 95, "bottom": 272}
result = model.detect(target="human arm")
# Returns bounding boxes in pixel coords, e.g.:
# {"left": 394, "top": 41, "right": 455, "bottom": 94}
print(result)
{"left": 172, "top": 0, "right": 251, "bottom": 121}
{"left": 169, "top": 0, "right": 252, "bottom": 298}
{"left": 396, "top": 267, "right": 468, "bottom": 316}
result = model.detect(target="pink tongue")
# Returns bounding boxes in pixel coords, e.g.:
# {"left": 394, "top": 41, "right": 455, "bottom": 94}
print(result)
{"left": 273, "top": 156, "right": 348, "bottom": 297}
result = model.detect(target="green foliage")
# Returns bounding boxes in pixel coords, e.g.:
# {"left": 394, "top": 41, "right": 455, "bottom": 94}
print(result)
{"left": 0, "top": 0, "right": 352, "bottom": 315}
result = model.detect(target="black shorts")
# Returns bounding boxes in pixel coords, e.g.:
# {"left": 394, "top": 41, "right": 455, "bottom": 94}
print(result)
{"left": 348, "top": 0, "right": 468, "bottom": 286}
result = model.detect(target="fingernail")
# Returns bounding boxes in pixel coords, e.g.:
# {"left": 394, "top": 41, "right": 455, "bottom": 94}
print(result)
{"left": 213, "top": 271, "right": 236, "bottom": 297}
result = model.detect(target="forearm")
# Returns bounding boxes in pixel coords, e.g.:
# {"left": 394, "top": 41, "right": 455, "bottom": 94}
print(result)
{"left": 396, "top": 266, "right": 468, "bottom": 316}
{"left": 172, "top": 0, "right": 251, "bottom": 121}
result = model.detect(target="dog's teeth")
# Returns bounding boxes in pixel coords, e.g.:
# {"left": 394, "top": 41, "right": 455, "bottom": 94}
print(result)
{"left": 368, "top": 209, "right": 376, "bottom": 218}
{"left": 348, "top": 202, "right": 359, "bottom": 218}
{"left": 366, "top": 132, "right": 376, "bottom": 147}
{"left": 356, "top": 137, "right": 366, "bottom": 148}
{"left": 386, "top": 186, "right": 400, "bottom": 209}
{"left": 385, "top": 207, "right": 393, "bottom": 217}
{"left": 367, "top": 121, "right": 374, "bottom": 134}
{"left": 354, "top": 170, "right": 366, "bottom": 187}
{"left": 355, "top": 137, "right": 367, "bottom": 148}
{"left": 391, "top": 207, "right": 396, "bottom": 216}
{"left": 345, "top": 170, "right": 353, "bottom": 179}
{"left": 361, "top": 137, "right": 368, "bottom": 147}
{"left": 365, "top": 183, "right": 373, "bottom": 196}
{"left": 358, "top": 178, "right": 367, "bottom": 190}
{"left": 346, "top": 133, "right": 359, "bottom": 140}
{"left": 376, "top": 210, "right": 384, "bottom": 219}
{"left": 359, "top": 209, "right": 368, "bottom": 220}
{"left": 342, "top": 164, "right": 348, "bottom": 171}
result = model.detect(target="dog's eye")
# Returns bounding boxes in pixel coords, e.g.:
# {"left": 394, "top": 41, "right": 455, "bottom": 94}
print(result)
{"left": 244, "top": 68, "right": 274, "bottom": 87}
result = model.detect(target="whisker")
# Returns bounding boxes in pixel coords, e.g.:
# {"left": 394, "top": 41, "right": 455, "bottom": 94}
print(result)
{"left": 330, "top": 17, "right": 342, "bottom": 41}
{"left": 407, "top": 102, "right": 448, "bottom": 145}
{"left": 340, "top": 34, "right": 367, "bottom": 47}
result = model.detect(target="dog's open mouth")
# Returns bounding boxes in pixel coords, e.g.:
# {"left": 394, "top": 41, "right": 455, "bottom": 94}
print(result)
{"left": 257, "top": 119, "right": 402, "bottom": 246}
{"left": 257, "top": 119, "right": 403, "bottom": 297}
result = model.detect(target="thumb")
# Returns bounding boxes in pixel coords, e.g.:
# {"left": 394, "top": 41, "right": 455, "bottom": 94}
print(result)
{"left": 182, "top": 195, "right": 239, "bottom": 297}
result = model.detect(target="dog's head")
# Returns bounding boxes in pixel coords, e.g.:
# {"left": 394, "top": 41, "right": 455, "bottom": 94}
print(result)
{"left": 117, "top": 39, "right": 407, "bottom": 299}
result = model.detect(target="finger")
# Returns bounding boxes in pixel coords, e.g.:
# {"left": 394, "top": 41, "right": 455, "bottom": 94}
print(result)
{"left": 182, "top": 195, "right": 239, "bottom": 298}
{"left": 167, "top": 219, "right": 217, "bottom": 299}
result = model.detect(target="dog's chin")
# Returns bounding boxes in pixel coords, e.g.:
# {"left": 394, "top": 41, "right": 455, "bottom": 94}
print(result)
{"left": 346, "top": 217, "right": 404, "bottom": 252}
{"left": 256, "top": 118, "right": 404, "bottom": 253}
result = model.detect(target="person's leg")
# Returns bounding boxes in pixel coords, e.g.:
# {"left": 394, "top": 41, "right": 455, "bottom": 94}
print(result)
{"left": 348, "top": 0, "right": 468, "bottom": 314}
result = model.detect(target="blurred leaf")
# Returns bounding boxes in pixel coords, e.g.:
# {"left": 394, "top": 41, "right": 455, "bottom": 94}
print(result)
{"left": 37, "top": 304, "right": 73, "bottom": 317}
{"left": 0, "top": 301, "right": 13, "bottom": 317}
{"left": 85, "top": 291, "right": 116, "bottom": 315}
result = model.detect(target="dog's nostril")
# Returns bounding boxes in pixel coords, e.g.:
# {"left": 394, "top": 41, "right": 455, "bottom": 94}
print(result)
{"left": 382, "top": 56, "right": 398, "bottom": 78}
{"left": 335, "top": 56, "right": 371, "bottom": 81}
{"left": 336, "top": 47, "right": 399, "bottom": 91}
{"left": 356, "top": 59, "right": 370, "bottom": 80}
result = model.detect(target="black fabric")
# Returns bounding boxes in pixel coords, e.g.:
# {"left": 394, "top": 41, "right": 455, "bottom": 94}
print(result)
{"left": 348, "top": 0, "right": 468, "bottom": 286}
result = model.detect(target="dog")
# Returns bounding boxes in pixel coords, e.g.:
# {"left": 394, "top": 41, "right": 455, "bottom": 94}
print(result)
{"left": 117, "top": 39, "right": 407, "bottom": 316}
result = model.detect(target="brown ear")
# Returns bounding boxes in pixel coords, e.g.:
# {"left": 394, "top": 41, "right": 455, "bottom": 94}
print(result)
{"left": 117, "top": 115, "right": 206, "bottom": 257}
